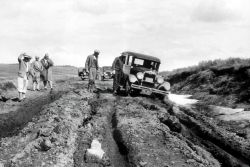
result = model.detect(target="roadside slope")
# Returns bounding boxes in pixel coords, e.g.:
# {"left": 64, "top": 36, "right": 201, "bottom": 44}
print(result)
{"left": 162, "top": 58, "right": 250, "bottom": 107}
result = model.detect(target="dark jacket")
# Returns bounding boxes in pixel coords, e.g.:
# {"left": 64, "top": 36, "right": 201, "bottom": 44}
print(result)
{"left": 85, "top": 54, "right": 98, "bottom": 71}
{"left": 112, "top": 56, "right": 124, "bottom": 71}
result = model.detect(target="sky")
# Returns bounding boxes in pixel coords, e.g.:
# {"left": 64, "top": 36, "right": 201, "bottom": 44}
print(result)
{"left": 0, "top": 0, "right": 249, "bottom": 71}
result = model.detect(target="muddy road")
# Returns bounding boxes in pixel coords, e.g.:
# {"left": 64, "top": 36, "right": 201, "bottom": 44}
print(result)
{"left": 0, "top": 79, "right": 249, "bottom": 167}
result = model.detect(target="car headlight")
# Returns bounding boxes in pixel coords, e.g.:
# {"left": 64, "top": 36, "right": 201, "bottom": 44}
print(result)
{"left": 157, "top": 76, "right": 164, "bottom": 84}
{"left": 136, "top": 72, "right": 144, "bottom": 80}
{"left": 129, "top": 75, "right": 137, "bottom": 83}
{"left": 160, "top": 82, "right": 171, "bottom": 91}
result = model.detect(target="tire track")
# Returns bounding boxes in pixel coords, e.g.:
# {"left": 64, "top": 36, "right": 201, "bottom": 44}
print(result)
{"left": 149, "top": 98, "right": 250, "bottom": 167}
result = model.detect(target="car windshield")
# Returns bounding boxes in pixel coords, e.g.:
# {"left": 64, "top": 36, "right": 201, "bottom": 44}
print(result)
{"left": 133, "top": 58, "right": 159, "bottom": 70}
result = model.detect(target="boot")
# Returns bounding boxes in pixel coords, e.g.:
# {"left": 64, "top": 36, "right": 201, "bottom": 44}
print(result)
{"left": 88, "top": 82, "right": 93, "bottom": 93}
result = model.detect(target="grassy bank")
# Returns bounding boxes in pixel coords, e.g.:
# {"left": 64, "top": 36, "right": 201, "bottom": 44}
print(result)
{"left": 161, "top": 58, "right": 250, "bottom": 107}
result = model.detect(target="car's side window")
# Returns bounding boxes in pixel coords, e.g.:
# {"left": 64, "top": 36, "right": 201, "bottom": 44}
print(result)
{"left": 128, "top": 56, "right": 133, "bottom": 65}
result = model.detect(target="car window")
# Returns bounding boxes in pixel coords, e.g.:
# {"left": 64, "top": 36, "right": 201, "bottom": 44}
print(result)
{"left": 128, "top": 56, "right": 133, "bottom": 65}
{"left": 134, "top": 58, "right": 144, "bottom": 66}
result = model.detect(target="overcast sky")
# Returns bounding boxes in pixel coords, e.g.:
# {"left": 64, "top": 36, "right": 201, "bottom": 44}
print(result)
{"left": 0, "top": 0, "right": 249, "bottom": 71}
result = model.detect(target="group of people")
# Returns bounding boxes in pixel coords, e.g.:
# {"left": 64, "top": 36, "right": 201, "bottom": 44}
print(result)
{"left": 17, "top": 53, "right": 54, "bottom": 101}
{"left": 85, "top": 50, "right": 126, "bottom": 95}
{"left": 17, "top": 49, "right": 126, "bottom": 101}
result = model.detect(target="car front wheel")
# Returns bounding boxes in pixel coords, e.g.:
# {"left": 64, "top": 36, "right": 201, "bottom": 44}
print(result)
{"left": 157, "top": 87, "right": 167, "bottom": 100}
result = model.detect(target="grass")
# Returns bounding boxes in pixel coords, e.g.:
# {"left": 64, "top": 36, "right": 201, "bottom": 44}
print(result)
{"left": 161, "top": 58, "right": 250, "bottom": 78}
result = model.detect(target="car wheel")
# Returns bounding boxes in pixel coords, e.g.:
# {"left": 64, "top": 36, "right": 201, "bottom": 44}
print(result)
{"left": 130, "top": 89, "right": 141, "bottom": 97}
{"left": 158, "top": 87, "right": 166, "bottom": 100}
{"left": 125, "top": 81, "right": 131, "bottom": 96}
{"left": 101, "top": 76, "right": 104, "bottom": 81}
{"left": 158, "top": 94, "right": 166, "bottom": 100}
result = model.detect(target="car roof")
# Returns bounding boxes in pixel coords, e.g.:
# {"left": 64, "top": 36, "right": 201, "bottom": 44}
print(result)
{"left": 123, "top": 51, "right": 161, "bottom": 63}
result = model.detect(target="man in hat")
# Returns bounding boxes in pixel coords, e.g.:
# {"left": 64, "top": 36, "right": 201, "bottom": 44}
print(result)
{"left": 31, "top": 56, "right": 43, "bottom": 91}
{"left": 17, "top": 53, "right": 32, "bottom": 101}
{"left": 111, "top": 53, "right": 126, "bottom": 95}
{"left": 85, "top": 50, "right": 99, "bottom": 92}
{"left": 41, "top": 53, "right": 54, "bottom": 90}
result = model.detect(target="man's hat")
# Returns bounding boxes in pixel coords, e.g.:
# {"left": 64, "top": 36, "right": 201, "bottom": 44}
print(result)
{"left": 94, "top": 49, "right": 100, "bottom": 54}
{"left": 44, "top": 53, "right": 49, "bottom": 59}
{"left": 23, "top": 53, "right": 32, "bottom": 59}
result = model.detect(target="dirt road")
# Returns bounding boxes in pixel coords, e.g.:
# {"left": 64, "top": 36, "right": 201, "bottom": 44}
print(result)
{"left": 0, "top": 78, "right": 249, "bottom": 167}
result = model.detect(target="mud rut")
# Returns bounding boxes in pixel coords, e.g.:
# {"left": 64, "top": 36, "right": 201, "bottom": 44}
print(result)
{"left": 0, "top": 90, "right": 66, "bottom": 139}
{"left": 73, "top": 92, "right": 250, "bottom": 167}
{"left": 149, "top": 98, "right": 250, "bottom": 167}
{"left": 73, "top": 94, "right": 130, "bottom": 167}
{"left": 0, "top": 80, "right": 250, "bottom": 167}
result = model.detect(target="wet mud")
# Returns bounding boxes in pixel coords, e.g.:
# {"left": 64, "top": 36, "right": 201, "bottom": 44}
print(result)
{"left": 0, "top": 79, "right": 249, "bottom": 167}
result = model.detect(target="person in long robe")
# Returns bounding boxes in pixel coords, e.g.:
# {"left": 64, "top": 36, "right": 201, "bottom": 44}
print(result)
{"left": 41, "top": 53, "right": 54, "bottom": 90}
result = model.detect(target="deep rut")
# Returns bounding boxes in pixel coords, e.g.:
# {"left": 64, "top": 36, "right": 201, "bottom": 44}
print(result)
{"left": 73, "top": 94, "right": 130, "bottom": 167}
{"left": 0, "top": 90, "right": 65, "bottom": 139}
{"left": 152, "top": 98, "right": 250, "bottom": 167}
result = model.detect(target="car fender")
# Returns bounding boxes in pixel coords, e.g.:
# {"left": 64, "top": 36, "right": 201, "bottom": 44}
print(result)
{"left": 158, "top": 82, "right": 171, "bottom": 91}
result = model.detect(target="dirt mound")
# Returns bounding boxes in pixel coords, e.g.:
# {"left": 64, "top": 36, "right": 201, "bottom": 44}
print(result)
{"left": 113, "top": 98, "right": 220, "bottom": 167}
{"left": 0, "top": 81, "right": 16, "bottom": 91}
{"left": 0, "top": 81, "right": 16, "bottom": 102}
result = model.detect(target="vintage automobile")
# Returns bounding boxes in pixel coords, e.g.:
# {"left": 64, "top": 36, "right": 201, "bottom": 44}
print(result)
{"left": 78, "top": 68, "right": 88, "bottom": 80}
{"left": 120, "top": 51, "right": 170, "bottom": 99}
{"left": 100, "top": 66, "right": 114, "bottom": 81}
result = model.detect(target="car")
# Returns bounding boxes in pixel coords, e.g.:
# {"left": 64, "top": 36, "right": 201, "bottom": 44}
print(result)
{"left": 100, "top": 66, "right": 114, "bottom": 81}
{"left": 120, "top": 51, "right": 170, "bottom": 99}
{"left": 78, "top": 68, "right": 88, "bottom": 80}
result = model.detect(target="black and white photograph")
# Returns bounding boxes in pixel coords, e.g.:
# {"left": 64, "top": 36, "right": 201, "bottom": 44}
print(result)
{"left": 0, "top": 0, "right": 250, "bottom": 166}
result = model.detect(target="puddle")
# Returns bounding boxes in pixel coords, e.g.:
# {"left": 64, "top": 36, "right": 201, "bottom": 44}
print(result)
{"left": 168, "top": 93, "right": 198, "bottom": 106}
{"left": 209, "top": 105, "right": 250, "bottom": 121}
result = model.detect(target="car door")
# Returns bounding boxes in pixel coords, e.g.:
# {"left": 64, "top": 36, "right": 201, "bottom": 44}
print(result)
{"left": 123, "top": 54, "right": 132, "bottom": 75}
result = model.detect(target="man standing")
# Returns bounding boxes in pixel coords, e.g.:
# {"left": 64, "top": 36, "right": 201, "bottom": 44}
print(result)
{"left": 17, "top": 53, "right": 32, "bottom": 101}
{"left": 85, "top": 50, "right": 99, "bottom": 92}
{"left": 111, "top": 54, "right": 125, "bottom": 95}
{"left": 31, "top": 56, "right": 43, "bottom": 91}
{"left": 41, "top": 53, "right": 54, "bottom": 90}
